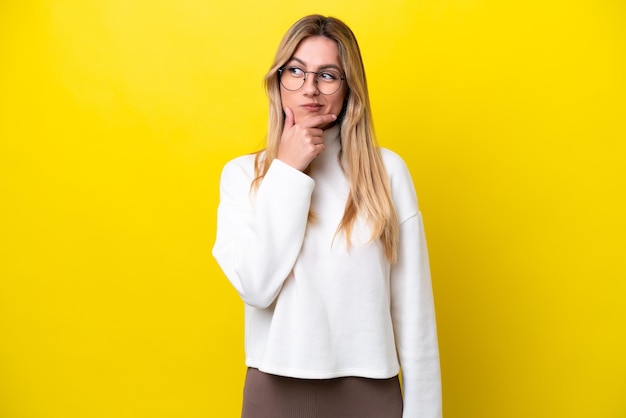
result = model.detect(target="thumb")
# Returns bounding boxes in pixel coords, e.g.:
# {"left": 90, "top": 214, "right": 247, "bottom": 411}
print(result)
{"left": 283, "top": 107, "right": 295, "bottom": 130}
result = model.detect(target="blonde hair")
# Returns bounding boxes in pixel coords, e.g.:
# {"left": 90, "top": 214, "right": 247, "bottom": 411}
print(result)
{"left": 255, "top": 15, "right": 399, "bottom": 263}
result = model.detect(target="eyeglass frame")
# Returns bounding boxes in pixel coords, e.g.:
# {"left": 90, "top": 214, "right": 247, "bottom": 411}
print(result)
{"left": 277, "top": 66, "right": 346, "bottom": 96}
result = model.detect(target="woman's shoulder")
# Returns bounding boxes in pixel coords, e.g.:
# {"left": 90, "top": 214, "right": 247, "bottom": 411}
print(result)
{"left": 223, "top": 152, "right": 258, "bottom": 168}
{"left": 380, "top": 148, "right": 411, "bottom": 180}
{"left": 222, "top": 150, "right": 267, "bottom": 172}
{"left": 379, "top": 147, "right": 420, "bottom": 216}
{"left": 219, "top": 152, "right": 262, "bottom": 183}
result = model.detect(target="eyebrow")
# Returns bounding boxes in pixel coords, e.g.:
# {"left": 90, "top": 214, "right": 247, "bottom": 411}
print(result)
{"left": 286, "top": 56, "right": 343, "bottom": 72}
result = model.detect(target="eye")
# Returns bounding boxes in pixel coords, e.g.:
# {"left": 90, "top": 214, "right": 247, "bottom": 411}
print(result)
{"left": 286, "top": 67, "right": 304, "bottom": 77}
{"left": 319, "top": 71, "right": 341, "bottom": 82}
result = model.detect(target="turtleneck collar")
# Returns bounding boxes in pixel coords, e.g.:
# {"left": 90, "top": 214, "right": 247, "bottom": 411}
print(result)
{"left": 307, "top": 124, "right": 342, "bottom": 176}
{"left": 319, "top": 124, "right": 341, "bottom": 157}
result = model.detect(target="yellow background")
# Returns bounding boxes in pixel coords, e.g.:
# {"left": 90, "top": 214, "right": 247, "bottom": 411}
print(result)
{"left": 1, "top": 1, "right": 625, "bottom": 417}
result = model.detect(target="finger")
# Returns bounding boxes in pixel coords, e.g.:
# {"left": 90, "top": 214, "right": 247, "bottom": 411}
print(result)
{"left": 307, "top": 128, "right": 324, "bottom": 140}
{"left": 300, "top": 113, "right": 337, "bottom": 128}
{"left": 283, "top": 107, "right": 295, "bottom": 130}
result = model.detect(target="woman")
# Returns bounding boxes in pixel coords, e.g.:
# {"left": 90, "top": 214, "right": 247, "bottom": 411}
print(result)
{"left": 213, "top": 14, "right": 441, "bottom": 418}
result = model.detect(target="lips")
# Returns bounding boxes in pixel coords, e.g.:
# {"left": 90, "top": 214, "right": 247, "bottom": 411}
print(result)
{"left": 301, "top": 103, "right": 323, "bottom": 111}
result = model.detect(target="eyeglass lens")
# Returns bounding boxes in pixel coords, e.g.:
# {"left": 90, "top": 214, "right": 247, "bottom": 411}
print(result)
{"left": 280, "top": 67, "right": 343, "bottom": 95}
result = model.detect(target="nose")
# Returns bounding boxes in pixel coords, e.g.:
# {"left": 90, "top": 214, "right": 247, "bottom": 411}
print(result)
{"left": 302, "top": 73, "right": 319, "bottom": 96}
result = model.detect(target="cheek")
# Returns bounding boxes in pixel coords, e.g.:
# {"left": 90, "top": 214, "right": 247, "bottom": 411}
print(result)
{"left": 279, "top": 89, "right": 288, "bottom": 106}
{"left": 334, "top": 99, "right": 343, "bottom": 113}
{"left": 279, "top": 90, "right": 297, "bottom": 111}
{"left": 330, "top": 93, "right": 346, "bottom": 115}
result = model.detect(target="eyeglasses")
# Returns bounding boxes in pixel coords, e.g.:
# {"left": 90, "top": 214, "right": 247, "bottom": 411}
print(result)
{"left": 278, "top": 66, "right": 345, "bottom": 95}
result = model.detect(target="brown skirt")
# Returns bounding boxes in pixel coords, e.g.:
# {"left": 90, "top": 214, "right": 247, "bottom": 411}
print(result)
{"left": 241, "top": 368, "right": 403, "bottom": 418}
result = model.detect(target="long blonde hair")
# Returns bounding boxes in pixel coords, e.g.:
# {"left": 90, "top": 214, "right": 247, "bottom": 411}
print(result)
{"left": 255, "top": 15, "right": 399, "bottom": 263}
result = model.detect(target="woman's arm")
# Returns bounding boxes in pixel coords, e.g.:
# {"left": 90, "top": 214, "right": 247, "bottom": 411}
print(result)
{"left": 212, "top": 157, "right": 314, "bottom": 308}
{"left": 391, "top": 212, "right": 442, "bottom": 418}
{"left": 383, "top": 149, "right": 441, "bottom": 418}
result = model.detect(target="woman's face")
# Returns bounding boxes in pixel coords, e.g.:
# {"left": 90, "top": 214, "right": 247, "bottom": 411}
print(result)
{"left": 280, "top": 36, "right": 347, "bottom": 129}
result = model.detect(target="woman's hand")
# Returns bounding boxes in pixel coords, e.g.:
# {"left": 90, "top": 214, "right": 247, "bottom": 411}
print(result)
{"left": 277, "top": 107, "right": 337, "bottom": 171}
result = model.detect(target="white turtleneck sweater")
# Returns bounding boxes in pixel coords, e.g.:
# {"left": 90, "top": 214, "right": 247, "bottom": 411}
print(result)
{"left": 212, "top": 126, "right": 442, "bottom": 418}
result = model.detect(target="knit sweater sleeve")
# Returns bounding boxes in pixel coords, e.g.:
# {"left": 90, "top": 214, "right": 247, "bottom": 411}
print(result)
{"left": 212, "top": 156, "right": 315, "bottom": 308}
{"left": 384, "top": 150, "right": 442, "bottom": 418}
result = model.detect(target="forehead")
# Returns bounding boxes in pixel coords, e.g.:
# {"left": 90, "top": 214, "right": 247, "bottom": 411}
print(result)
{"left": 290, "top": 36, "right": 341, "bottom": 68}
